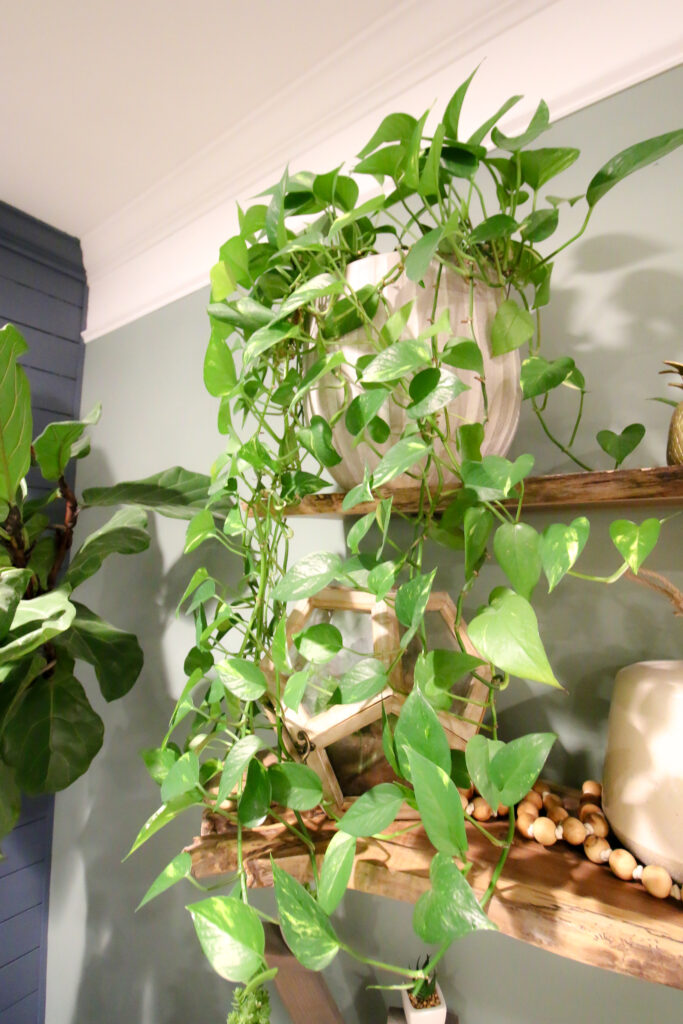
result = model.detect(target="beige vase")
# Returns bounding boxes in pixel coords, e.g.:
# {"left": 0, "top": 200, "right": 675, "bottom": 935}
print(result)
{"left": 602, "top": 660, "right": 683, "bottom": 882}
{"left": 306, "top": 252, "right": 521, "bottom": 491}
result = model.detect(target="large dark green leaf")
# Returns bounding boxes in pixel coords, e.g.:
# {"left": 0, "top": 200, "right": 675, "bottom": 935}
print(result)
{"left": 32, "top": 405, "right": 101, "bottom": 481}
{"left": 65, "top": 507, "right": 149, "bottom": 590}
{"left": 465, "top": 735, "right": 504, "bottom": 812}
{"left": 519, "top": 208, "right": 559, "bottom": 243}
{"left": 587, "top": 130, "right": 683, "bottom": 207}
{"left": 493, "top": 522, "right": 542, "bottom": 600}
{"left": 238, "top": 758, "right": 271, "bottom": 827}
{"left": 469, "top": 214, "right": 518, "bottom": 243}
{"left": 609, "top": 518, "right": 661, "bottom": 574}
{"left": 407, "top": 369, "right": 468, "bottom": 420}
{"left": 272, "top": 860, "right": 340, "bottom": 970}
{"left": 317, "top": 831, "right": 356, "bottom": 915}
{"left": 0, "top": 324, "right": 32, "bottom": 504}
{"left": 408, "top": 749, "right": 467, "bottom": 858}
{"left": 187, "top": 896, "right": 265, "bottom": 982}
{"left": 82, "top": 467, "right": 222, "bottom": 521}
{"left": 272, "top": 552, "right": 342, "bottom": 602}
{"left": 0, "top": 758, "right": 21, "bottom": 844}
{"left": 413, "top": 853, "right": 496, "bottom": 944}
{"left": 296, "top": 416, "right": 342, "bottom": 468}
{"left": 268, "top": 762, "right": 322, "bottom": 811}
{"left": 294, "top": 623, "right": 342, "bottom": 664}
{"left": 56, "top": 601, "right": 143, "bottom": 701}
{"left": 468, "top": 589, "right": 560, "bottom": 687}
{"left": 395, "top": 570, "right": 436, "bottom": 635}
{"left": 214, "top": 735, "right": 263, "bottom": 805}
{"left": 1, "top": 654, "right": 104, "bottom": 793}
{"left": 338, "top": 783, "right": 404, "bottom": 837}
{"left": 394, "top": 689, "right": 451, "bottom": 781}
{"left": 464, "top": 507, "right": 493, "bottom": 580}
{"left": 345, "top": 389, "right": 390, "bottom": 436}
{"left": 0, "top": 589, "right": 76, "bottom": 665}
{"left": 0, "top": 568, "right": 31, "bottom": 640}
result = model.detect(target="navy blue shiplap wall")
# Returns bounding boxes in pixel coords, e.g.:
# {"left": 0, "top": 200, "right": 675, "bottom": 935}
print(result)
{"left": 0, "top": 202, "right": 87, "bottom": 1024}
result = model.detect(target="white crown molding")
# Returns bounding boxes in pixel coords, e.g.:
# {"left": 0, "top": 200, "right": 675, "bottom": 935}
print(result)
{"left": 82, "top": 0, "right": 683, "bottom": 341}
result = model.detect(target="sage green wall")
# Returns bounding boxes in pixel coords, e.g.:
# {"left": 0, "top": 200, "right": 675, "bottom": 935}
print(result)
{"left": 46, "top": 68, "right": 682, "bottom": 1023}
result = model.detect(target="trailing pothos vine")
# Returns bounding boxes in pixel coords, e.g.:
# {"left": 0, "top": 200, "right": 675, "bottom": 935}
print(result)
{"left": 130, "top": 72, "right": 682, "bottom": 1020}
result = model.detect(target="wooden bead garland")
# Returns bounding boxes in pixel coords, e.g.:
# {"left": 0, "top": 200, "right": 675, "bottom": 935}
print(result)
{"left": 463, "top": 776, "right": 680, "bottom": 903}
{"left": 510, "top": 778, "right": 680, "bottom": 902}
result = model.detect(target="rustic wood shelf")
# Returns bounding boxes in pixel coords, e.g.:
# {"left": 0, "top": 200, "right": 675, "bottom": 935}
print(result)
{"left": 283, "top": 465, "right": 683, "bottom": 516}
{"left": 187, "top": 802, "right": 683, "bottom": 991}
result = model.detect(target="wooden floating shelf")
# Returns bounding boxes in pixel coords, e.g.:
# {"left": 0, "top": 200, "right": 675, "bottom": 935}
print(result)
{"left": 187, "top": 801, "right": 683, "bottom": 991}
{"left": 283, "top": 465, "right": 683, "bottom": 516}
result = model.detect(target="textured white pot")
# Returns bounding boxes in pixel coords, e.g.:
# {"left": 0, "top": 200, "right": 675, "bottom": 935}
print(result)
{"left": 306, "top": 252, "right": 521, "bottom": 491}
{"left": 401, "top": 983, "right": 447, "bottom": 1024}
{"left": 602, "top": 660, "right": 683, "bottom": 883}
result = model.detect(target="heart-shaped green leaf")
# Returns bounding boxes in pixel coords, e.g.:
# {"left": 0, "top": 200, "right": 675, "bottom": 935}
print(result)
{"left": 461, "top": 454, "right": 534, "bottom": 502}
{"left": 413, "top": 853, "right": 497, "bottom": 944}
{"left": 520, "top": 356, "right": 575, "bottom": 399}
{"left": 408, "top": 749, "right": 467, "bottom": 857}
{"left": 160, "top": 751, "right": 200, "bottom": 803}
{"left": 65, "top": 507, "right": 150, "bottom": 590}
{"left": 489, "top": 733, "right": 556, "bottom": 807}
{"left": 338, "top": 783, "right": 404, "bottom": 837}
{"left": 465, "top": 734, "right": 504, "bottom": 812}
{"left": 541, "top": 517, "right": 590, "bottom": 591}
{"left": 493, "top": 522, "right": 542, "bottom": 600}
{"left": 407, "top": 369, "right": 468, "bottom": 420}
{"left": 372, "top": 438, "right": 431, "bottom": 489}
{"left": 468, "top": 589, "right": 560, "bottom": 687}
{"left": 317, "top": 831, "right": 357, "bottom": 915}
{"left": 394, "top": 689, "right": 451, "bottom": 781}
{"left": 395, "top": 570, "right": 436, "bottom": 643}
{"left": 464, "top": 507, "right": 493, "bottom": 580}
{"left": 57, "top": 601, "right": 143, "bottom": 702}
{"left": 187, "top": 896, "right": 265, "bottom": 982}
{"left": 609, "top": 518, "right": 661, "bottom": 574}
{"left": 272, "top": 552, "right": 342, "bottom": 602}
{"left": 519, "top": 147, "right": 580, "bottom": 189}
{"left": 238, "top": 758, "right": 271, "bottom": 827}
{"left": 490, "top": 299, "right": 534, "bottom": 356}
{"left": 362, "top": 340, "right": 432, "bottom": 383}
{"left": 217, "top": 658, "right": 267, "bottom": 701}
{"left": 268, "top": 762, "right": 322, "bottom": 811}
{"left": 214, "top": 736, "right": 263, "bottom": 806}
{"left": 596, "top": 423, "right": 645, "bottom": 468}
{"left": 587, "top": 130, "right": 683, "bottom": 207}
{"left": 337, "top": 658, "right": 388, "bottom": 704}
{"left": 294, "top": 624, "right": 343, "bottom": 664}
{"left": 0, "top": 325, "right": 32, "bottom": 505}
{"left": 137, "top": 851, "right": 193, "bottom": 910}
{"left": 272, "top": 860, "right": 340, "bottom": 970}
{"left": 296, "top": 416, "right": 342, "bottom": 468}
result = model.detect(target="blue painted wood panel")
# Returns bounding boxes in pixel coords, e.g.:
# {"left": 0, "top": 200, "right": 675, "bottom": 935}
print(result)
{"left": 0, "top": 202, "right": 86, "bottom": 1024}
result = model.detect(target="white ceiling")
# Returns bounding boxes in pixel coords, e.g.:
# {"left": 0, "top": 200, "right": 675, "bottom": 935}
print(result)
{"left": 0, "top": 0, "right": 681, "bottom": 340}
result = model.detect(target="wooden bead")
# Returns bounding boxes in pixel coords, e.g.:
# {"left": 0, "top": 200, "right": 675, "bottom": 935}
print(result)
{"left": 609, "top": 848, "right": 637, "bottom": 880}
{"left": 543, "top": 793, "right": 563, "bottom": 814}
{"left": 547, "top": 804, "right": 569, "bottom": 825}
{"left": 532, "top": 816, "right": 557, "bottom": 846}
{"left": 532, "top": 780, "right": 548, "bottom": 796}
{"left": 584, "top": 836, "right": 611, "bottom": 863}
{"left": 582, "top": 779, "right": 602, "bottom": 799}
{"left": 584, "top": 812, "right": 609, "bottom": 838}
{"left": 497, "top": 804, "right": 509, "bottom": 817}
{"left": 472, "top": 797, "right": 492, "bottom": 821}
{"left": 642, "top": 865, "right": 672, "bottom": 899}
{"left": 517, "top": 800, "right": 540, "bottom": 820}
{"left": 562, "top": 817, "right": 587, "bottom": 845}
{"left": 462, "top": 783, "right": 475, "bottom": 800}
{"left": 579, "top": 802, "right": 602, "bottom": 822}
{"left": 516, "top": 811, "right": 536, "bottom": 838}
{"left": 458, "top": 791, "right": 469, "bottom": 811}
{"left": 523, "top": 790, "right": 543, "bottom": 810}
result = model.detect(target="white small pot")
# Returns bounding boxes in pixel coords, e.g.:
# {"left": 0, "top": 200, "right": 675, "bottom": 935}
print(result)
{"left": 602, "top": 659, "right": 683, "bottom": 883}
{"left": 401, "top": 982, "right": 447, "bottom": 1024}
{"left": 306, "top": 252, "right": 521, "bottom": 491}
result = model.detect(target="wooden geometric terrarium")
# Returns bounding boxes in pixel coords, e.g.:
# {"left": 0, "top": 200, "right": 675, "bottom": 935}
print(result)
{"left": 261, "top": 586, "right": 490, "bottom": 808}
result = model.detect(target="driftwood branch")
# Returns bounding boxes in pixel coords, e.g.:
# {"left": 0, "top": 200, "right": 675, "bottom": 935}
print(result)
{"left": 625, "top": 568, "right": 683, "bottom": 616}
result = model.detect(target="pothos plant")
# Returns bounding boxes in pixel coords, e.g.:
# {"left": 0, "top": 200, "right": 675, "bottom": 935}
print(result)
{"left": 0, "top": 324, "right": 226, "bottom": 850}
{"left": 130, "top": 72, "right": 682, "bottom": 1020}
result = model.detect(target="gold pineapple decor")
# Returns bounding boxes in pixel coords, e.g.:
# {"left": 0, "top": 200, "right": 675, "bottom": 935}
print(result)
{"left": 661, "top": 360, "right": 683, "bottom": 465}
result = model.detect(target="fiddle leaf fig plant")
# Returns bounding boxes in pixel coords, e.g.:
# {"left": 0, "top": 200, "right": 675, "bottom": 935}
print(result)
{"left": 0, "top": 324, "right": 226, "bottom": 849}
{"left": 131, "top": 71, "right": 682, "bottom": 1017}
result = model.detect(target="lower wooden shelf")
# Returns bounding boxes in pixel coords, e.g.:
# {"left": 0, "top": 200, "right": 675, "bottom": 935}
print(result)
{"left": 186, "top": 803, "right": 683, "bottom": 991}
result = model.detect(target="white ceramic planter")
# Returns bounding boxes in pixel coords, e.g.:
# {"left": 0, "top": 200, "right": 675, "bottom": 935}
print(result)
{"left": 602, "top": 659, "right": 683, "bottom": 883}
{"left": 306, "top": 252, "right": 521, "bottom": 491}
{"left": 401, "top": 983, "right": 447, "bottom": 1024}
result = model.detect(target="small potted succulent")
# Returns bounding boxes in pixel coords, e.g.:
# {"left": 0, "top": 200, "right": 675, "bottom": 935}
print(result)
{"left": 402, "top": 958, "right": 447, "bottom": 1023}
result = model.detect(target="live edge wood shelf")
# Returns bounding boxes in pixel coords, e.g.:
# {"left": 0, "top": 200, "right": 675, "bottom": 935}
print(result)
{"left": 187, "top": 801, "right": 683, "bottom": 992}
{"left": 283, "top": 465, "right": 683, "bottom": 516}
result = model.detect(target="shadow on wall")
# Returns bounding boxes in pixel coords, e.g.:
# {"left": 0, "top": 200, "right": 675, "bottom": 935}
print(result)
{"left": 61, "top": 449, "right": 242, "bottom": 1024}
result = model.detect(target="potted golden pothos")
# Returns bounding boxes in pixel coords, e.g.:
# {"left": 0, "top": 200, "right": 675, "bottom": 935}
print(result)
{"left": 127, "top": 69, "right": 682, "bottom": 1021}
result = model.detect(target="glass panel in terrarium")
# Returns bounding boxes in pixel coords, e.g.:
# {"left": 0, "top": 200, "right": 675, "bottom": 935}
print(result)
{"left": 288, "top": 605, "right": 375, "bottom": 715}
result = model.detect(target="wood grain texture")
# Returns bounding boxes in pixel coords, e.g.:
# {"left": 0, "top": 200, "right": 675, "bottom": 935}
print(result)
{"left": 282, "top": 465, "right": 683, "bottom": 516}
{"left": 265, "top": 924, "right": 345, "bottom": 1024}
{"left": 187, "top": 799, "right": 683, "bottom": 990}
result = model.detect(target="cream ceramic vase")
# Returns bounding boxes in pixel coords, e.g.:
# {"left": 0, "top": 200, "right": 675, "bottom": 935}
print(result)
{"left": 306, "top": 252, "right": 521, "bottom": 491}
{"left": 602, "top": 660, "right": 683, "bottom": 882}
